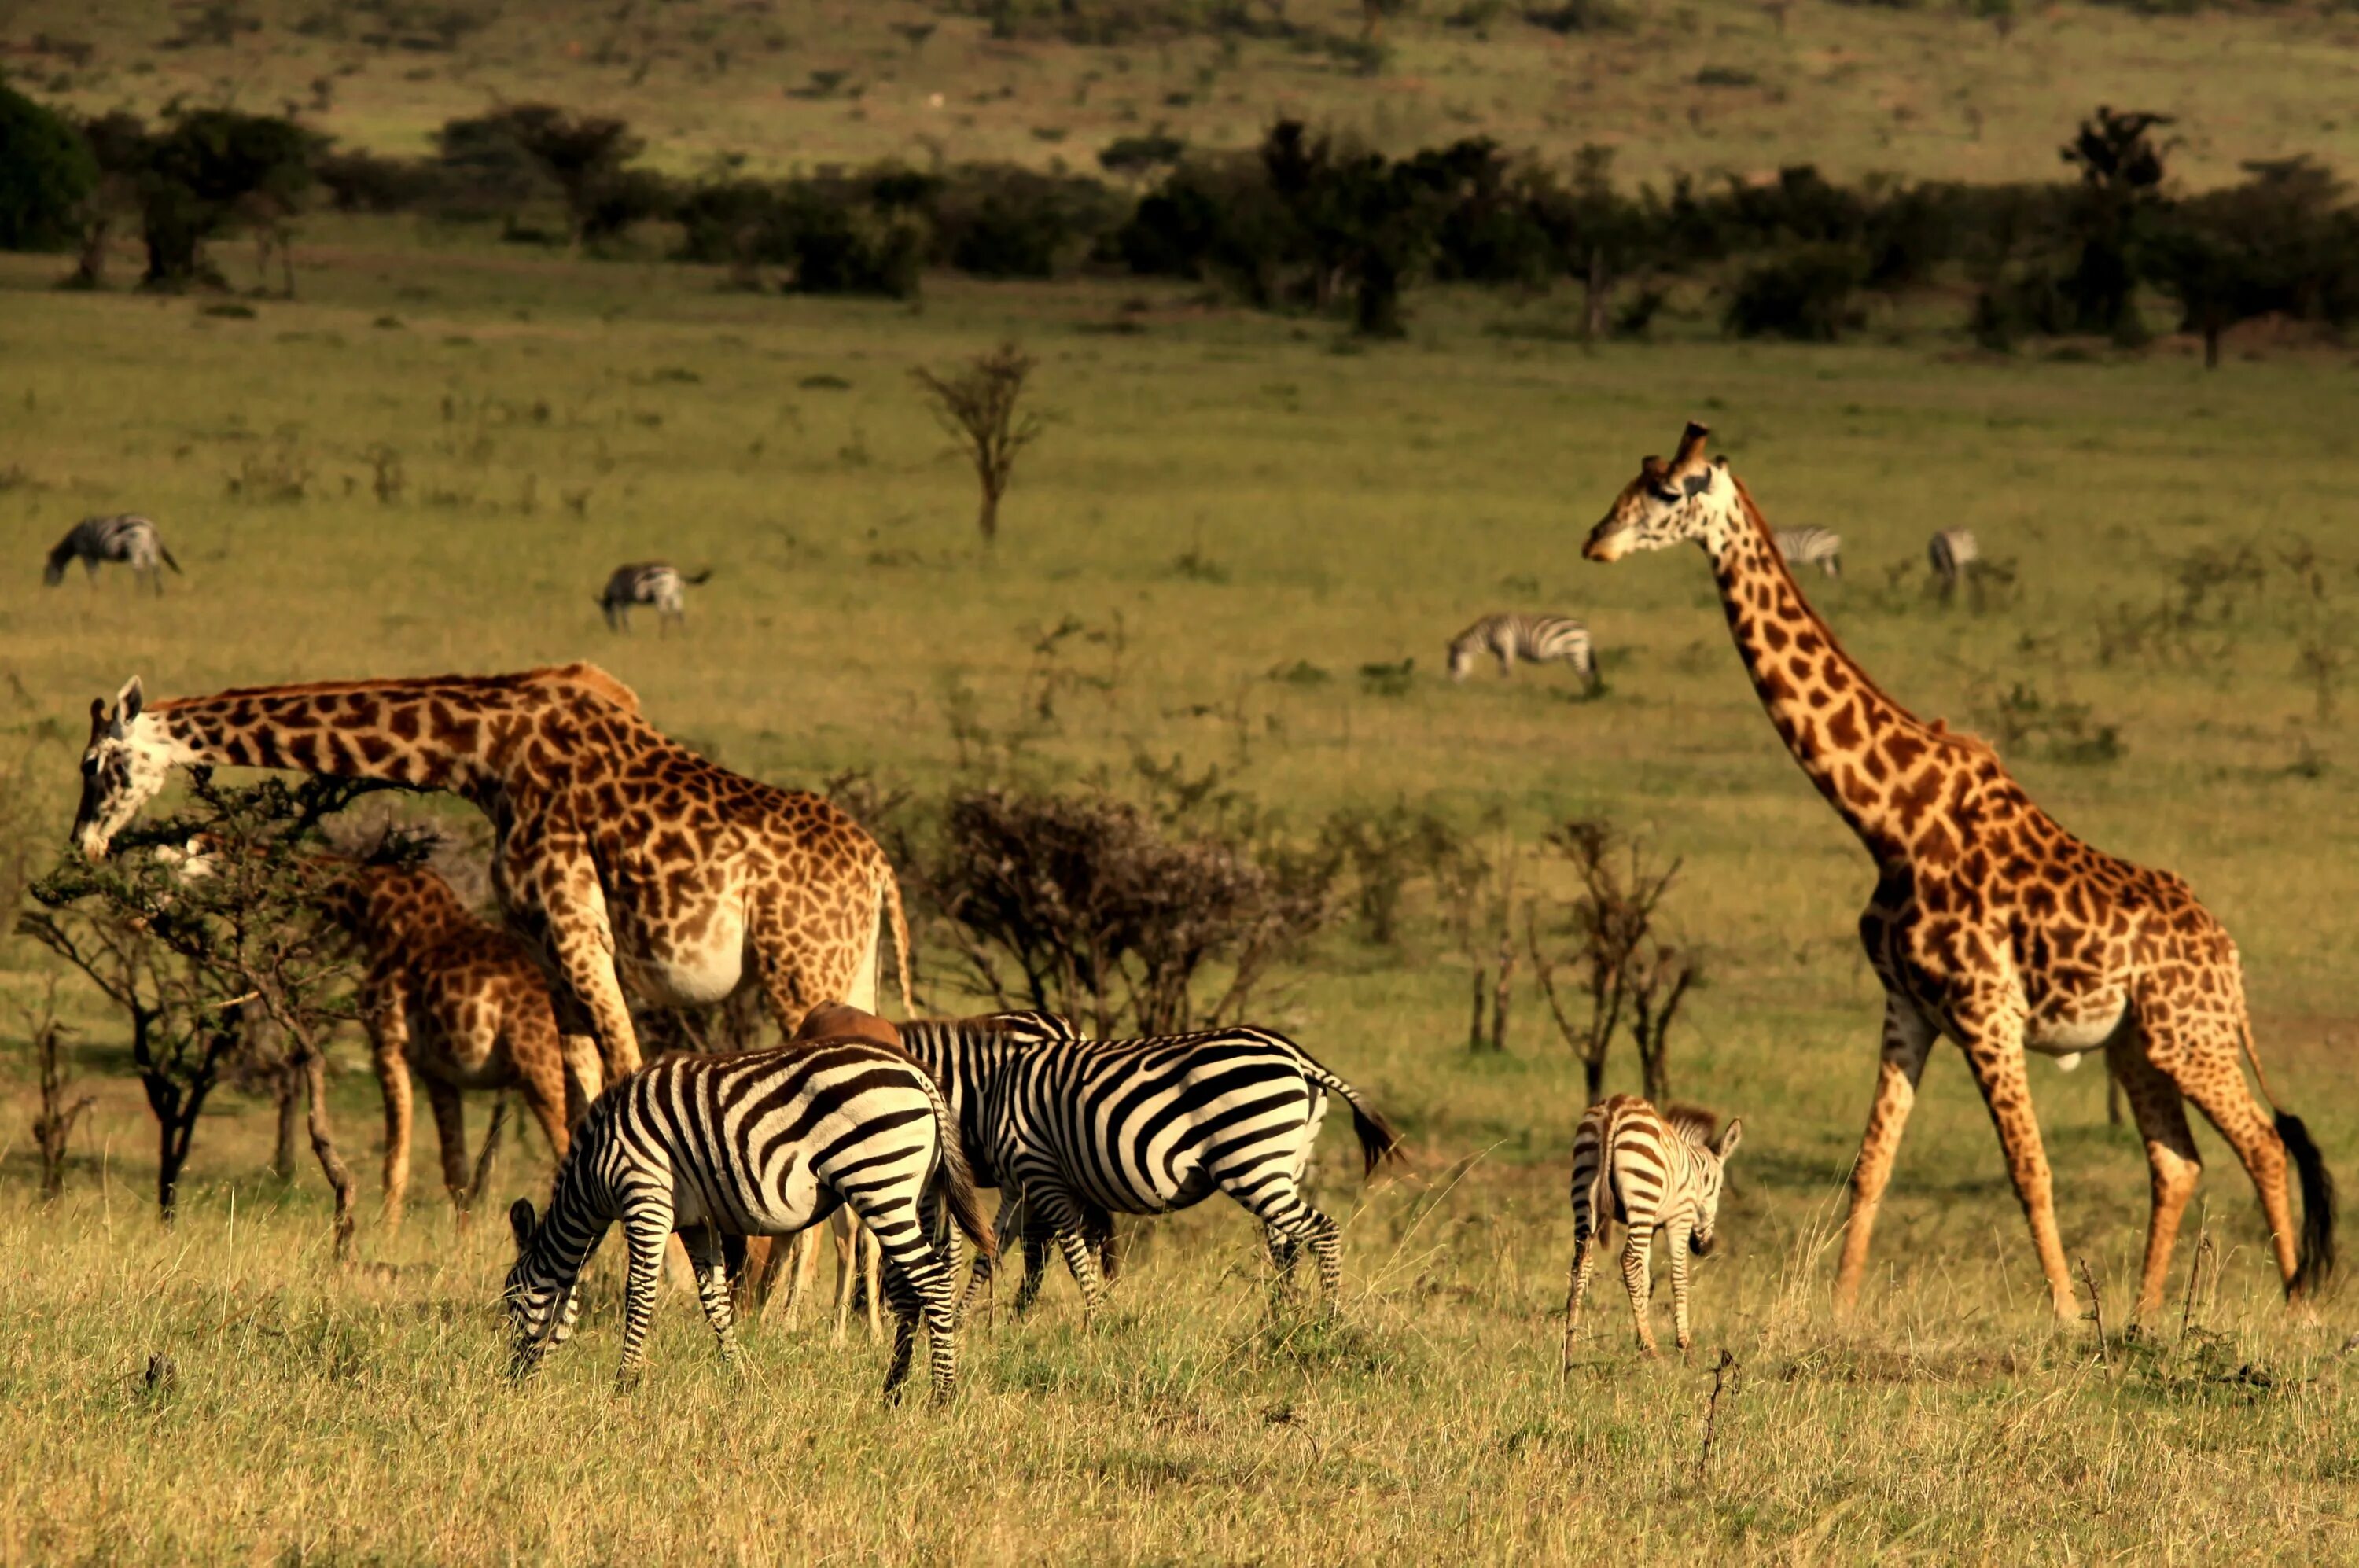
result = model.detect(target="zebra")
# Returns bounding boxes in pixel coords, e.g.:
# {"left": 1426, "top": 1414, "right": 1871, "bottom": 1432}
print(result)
{"left": 1928, "top": 528, "right": 1980, "bottom": 602}
{"left": 1563, "top": 1094, "right": 1743, "bottom": 1363}
{"left": 895, "top": 1016, "right": 1402, "bottom": 1318}
{"left": 1772, "top": 526, "right": 1844, "bottom": 580}
{"left": 598, "top": 562, "right": 711, "bottom": 631}
{"left": 1446, "top": 613, "right": 1597, "bottom": 687}
{"left": 43, "top": 514, "right": 182, "bottom": 594}
{"left": 502, "top": 1036, "right": 992, "bottom": 1403}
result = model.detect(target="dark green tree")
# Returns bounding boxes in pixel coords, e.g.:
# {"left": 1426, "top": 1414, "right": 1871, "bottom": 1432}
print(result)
{"left": 0, "top": 84, "right": 97, "bottom": 252}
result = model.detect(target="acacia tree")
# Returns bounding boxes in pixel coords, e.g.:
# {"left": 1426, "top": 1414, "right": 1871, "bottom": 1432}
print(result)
{"left": 1527, "top": 819, "right": 1698, "bottom": 1103}
{"left": 21, "top": 774, "right": 373, "bottom": 1253}
{"left": 913, "top": 342, "right": 1046, "bottom": 546}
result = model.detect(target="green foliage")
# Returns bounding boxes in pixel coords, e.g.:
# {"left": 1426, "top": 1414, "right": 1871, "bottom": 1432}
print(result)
{"left": 0, "top": 83, "right": 97, "bottom": 252}
{"left": 137, "top": 108, "right": 318, "bottom": 287}
{"left": 1723, "top": 245, "right": 1866, "bottom": 340}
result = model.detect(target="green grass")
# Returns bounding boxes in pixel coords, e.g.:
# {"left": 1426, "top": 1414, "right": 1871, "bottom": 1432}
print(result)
{"left": 4, "top": 225, "right": 2359, "bottom": 1560}
{"left": 11, "top": 0, "right": 2359, "bottom": 188}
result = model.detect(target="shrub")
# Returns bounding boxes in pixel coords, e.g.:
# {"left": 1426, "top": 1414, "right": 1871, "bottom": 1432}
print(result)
{"left": 313, "top": 146, "right": 440, "bottom": 213}
{"left": 1724, "top": 245, "right": 1867, "bottom": 340}
{"left": 138, "top": 109, "right": 318, "bottom": 287}
{"left": 930, "top": 164, "right": 1122, "bottom": 279}
{"left": 0, "top": 84, "right": 97, "bottom": 252}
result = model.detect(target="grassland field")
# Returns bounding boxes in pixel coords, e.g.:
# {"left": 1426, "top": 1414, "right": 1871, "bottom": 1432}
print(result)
{"left": 2, "top": 201, "right": 2359, "bottom": 1562}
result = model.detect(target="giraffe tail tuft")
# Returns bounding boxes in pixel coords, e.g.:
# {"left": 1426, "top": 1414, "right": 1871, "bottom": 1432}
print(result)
{"left": 2277, "top": 1110, "right": 2337, "bottom": 1297}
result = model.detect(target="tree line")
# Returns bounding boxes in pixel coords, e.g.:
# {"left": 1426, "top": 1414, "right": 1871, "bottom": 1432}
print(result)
{"left": 3, "top": 84, "right": 2355, "bottom": 358}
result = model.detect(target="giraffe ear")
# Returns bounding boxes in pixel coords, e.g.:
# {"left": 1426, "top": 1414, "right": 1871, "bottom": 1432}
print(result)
{"left": 112, "top": 676, "right": 144, "bottom": 732}
{"left": 508, "top": 1197, "right": 538, "bottom": 1252}
{"left": 1713, "top": 1117, "right": 1744, "bottom": 1161}
{"left": 87, "top": 698, "right": 109, "bottom": 742}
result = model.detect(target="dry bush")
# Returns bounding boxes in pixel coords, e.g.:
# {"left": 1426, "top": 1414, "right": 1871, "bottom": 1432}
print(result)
{"left": 912, "top": 342, "right": 1045, "bottom": 545}
{"left": 1527, "top": 819, "right": 1700, "bottom": 1103}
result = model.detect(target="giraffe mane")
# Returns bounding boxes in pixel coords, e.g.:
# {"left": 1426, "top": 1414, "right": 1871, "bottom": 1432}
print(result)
{"left": 146, "top": 664, "right": 642, "bottom": 716}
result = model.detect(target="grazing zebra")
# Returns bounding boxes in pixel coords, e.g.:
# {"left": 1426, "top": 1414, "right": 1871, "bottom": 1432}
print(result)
{"left": 43, "top": 514, "right": 182, "bottom": 594}
{"left": 503, "top": 1036, "right": 992, "bottom": 1403}
{"left": 1928, "top": 528, "right": 1980, "bottom": 601}
{"left": 896, "top": 1016, "right": 1401, "bottom": 1318}
{"left": 598, "top": 562, "right": 711, "bottom": 631}
{"left": 1447, "top": 613, "right": 1597, "bottom": 686}
{"left": 1772, "top": 526, "right": 1843, "bottom": 580}
{"left": 1563, "top": 1095, "right": 1743, "bottom": 1363}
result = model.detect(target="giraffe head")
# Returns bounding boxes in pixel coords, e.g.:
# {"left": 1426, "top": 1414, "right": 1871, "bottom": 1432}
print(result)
{"left": 1581, "top": 422, "right": 1743, "bottom": 565}
{"left": 1665, "top": 1107, "right": 1744, "bottom": 1256}
{"left": 72, "top": 678, "right": 176, "bottom": 859}
{"left": 504, "top": 1197, "right": 583, "bottom": 1376}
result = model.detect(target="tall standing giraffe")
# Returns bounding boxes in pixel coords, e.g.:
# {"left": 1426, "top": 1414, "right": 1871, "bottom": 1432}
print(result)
{"left": 68, "top": 664, "right": 913, "bottom": 1095}
{"left": 1579, "top": 422, "right": 2333, "bottom": 1320}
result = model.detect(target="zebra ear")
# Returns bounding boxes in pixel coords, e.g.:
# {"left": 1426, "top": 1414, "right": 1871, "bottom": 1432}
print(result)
{"left": 508, "top": 1197, "right": 538, "bottom": 1253}
{"left": 1713, "top": 1117, "right": 1743, "bottom": 1161}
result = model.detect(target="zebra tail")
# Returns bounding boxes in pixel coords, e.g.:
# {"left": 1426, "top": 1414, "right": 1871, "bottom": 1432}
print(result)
{"left": 682, "top": 566, "right": 714, "bottom": 585}
{"left": 1301, "top": 1056, "right": 1404, "bottom": 1179}
{"left": 159, "top": 546, "right": 183, "bottom": 575}
{"left": 927, "top": 1088, "right": 995, "bottom": 1261}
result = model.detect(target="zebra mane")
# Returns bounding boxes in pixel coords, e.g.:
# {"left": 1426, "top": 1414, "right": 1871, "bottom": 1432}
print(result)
{"left": 1661, "top": 1102, "right": 1721, "bottom": 1149}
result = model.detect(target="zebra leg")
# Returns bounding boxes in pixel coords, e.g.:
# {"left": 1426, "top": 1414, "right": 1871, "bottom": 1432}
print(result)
{"left": 838, "top": 1187, "right": 962, "bottom": 1404}
{"left": 1010, "top": 1217, "right": 1054, "bottom": 1316}
{"left": 1620, "top": 1221, "right": 1660, "bottom": 1359}
{"left": 1563, "top": 1218, "right": 1607, "bottom": 1365}
{"left": 1021, "top": 1183, "right": 1108, "bottom": 1320}
{"left": 1666, "top": 1219, "right": 1696, "bottom": 1357}
{"left": 683, "top": 1224, "right": 744, "bottom": 1372}
{"left": 613, "top": 1194, "right": 676, "bottom": 1393}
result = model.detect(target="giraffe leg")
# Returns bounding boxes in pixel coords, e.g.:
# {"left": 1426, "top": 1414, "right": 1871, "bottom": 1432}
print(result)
{"left": 2108, "top": 1038, "right": 2201, "bottom": 1320}
{"left": 371, "top": 1030, "right": 414, "bottom": 1233}
{"left": 1833, "top": 991, "right": 1938, "bottom": 1320}
{"left": 2157, "top": 1002, "right": 2302, "bottom": 1298}
{"left": 423, "top": 1078, "right": 470, "bottom": 1224}
{"left": 1952, "top": 995, "right": 2077, "bottom": 1320}
{"left": 542, "top": 908, "right": 645, "bottom": 1080}
{"left": 683, "top": 1224, "right": 743, "bottom": 1372}
{"left": 511, "top": 1040, "right": 572, "bottom": 1165}
{"left": 1621, "top": 1221, "right": 1659, "bottom": 1358}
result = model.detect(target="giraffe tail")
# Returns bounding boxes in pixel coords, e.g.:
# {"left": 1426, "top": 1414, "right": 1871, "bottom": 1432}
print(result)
{"left": 2239, "top": 1016, "right": 2337, "bottom": 1294}
{"left": 878, "top": 866, "right": 915, "bottom": 1016}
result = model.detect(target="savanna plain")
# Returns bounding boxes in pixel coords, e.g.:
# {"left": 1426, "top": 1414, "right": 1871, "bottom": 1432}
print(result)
{"left": 7, "top": 24, "right": 2359, "bottom": 1559}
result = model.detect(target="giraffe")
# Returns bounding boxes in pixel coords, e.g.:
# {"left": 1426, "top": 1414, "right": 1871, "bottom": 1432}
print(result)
{"left": 1579, "top": 421, "right": 2334, "bottom": 1321}
{"left": 68, "top": 663, "right": 914, "bottom": 1106}
{"left": 326, "top": 856, "right": 604, "bottom": 1230}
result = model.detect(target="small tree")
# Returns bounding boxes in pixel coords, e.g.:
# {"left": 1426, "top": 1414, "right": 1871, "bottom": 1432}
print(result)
{"left": 0, "top": 84, "right": 98, "bottom": 252}
{"left": 24, "top": 984, "right": 94, "bottom": 1202}
{"left": 436, "top": 105, "right": 654, "bottom": 250}
{"left": 1527, "top": 819, "right": 1691, "bottom": 1103}
{"left": 137, "top": 108, "right": 318, "bottom": 289}
{"left": 913, "top": 342, "right": 1046, "bottom": 546}
{"left": 21, "top": 775, "right": 372, "bottom": 1253}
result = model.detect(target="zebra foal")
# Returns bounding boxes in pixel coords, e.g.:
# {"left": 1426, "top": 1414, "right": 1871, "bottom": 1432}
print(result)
{"left": 1564, "top": 1095, "right": 1743, "bottom": 1363}
{"left": 896, "top": 1016, "right": 1402, "bottom": 1320}
{"left": 1447, "top": 613, "right": 1597, "bottom": 687}
{"left": 43, "top": 514, "right": 182, "bottom": 594}
{"left": 503, "top": 1036, "right": 992, "bottom": 1402}
{"left": 598, "top": 562, "right": 710, "bottom": 631}
{"left": 1772, "top": 526, "right": 1843, "bottom": 580}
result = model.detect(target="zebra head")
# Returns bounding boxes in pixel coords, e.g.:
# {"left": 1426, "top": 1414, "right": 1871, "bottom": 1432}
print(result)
{"left": 1445, "top": 639, "right": 1476, "bottom": 682}
{"left": 503, "top": 1198, "right": 583, "bottom": 1377}
{"left": 1582, "top": 422, "right": 1740, "bottom": 565}
{"left": 1688, "top": 1117, "right": 1744, "bottom": 1257}
{"left": 72, "top": 678, "right": 177, "bottom": 860}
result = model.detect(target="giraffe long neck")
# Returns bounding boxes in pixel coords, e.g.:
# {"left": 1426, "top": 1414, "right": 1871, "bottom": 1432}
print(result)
{"left": 150, "top": 681, "right": 505, "bottom": 797}
{"left": 1709, "top": 480, "right": 1942, "bottom": 865}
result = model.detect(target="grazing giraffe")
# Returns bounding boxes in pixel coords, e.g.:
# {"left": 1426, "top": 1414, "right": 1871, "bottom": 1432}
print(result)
{"left": 67, "top": 664, "right": 915, "bottom": 1100}
{"left": 1581, "top": 421, "right": 2334, "bottom": 1321}
{"left": 327, "top": 856, "right": 604, "bottom": 1230}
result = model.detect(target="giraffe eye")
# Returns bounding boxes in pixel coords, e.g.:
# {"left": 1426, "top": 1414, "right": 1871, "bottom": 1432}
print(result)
{"left": 1648, "top": 483, "right": 1680, "bottom": 504}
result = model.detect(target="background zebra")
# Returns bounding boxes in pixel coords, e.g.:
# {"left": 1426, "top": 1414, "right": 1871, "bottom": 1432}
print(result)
{"left": 1564, "top": 1094, "right": 1743, "bottom": 1363}
{"left": 503, "top": 1037, "right": 991, "bottom": 1402}
{"left": 1927, "top": 528, "right": 1980, "bottom": 600}
{"left": 900, "top": 1018, "right": 1400, "bottom": 1318}
{"left": 44, "top": 514, "right": 182, "bottom": 594}
{"left": 598, "top": 562, "right": 711, "bottom": 631}
{"left": 1447, "top": 613, "right": 1597, "bottom": 686}
{"left": 1772, "top": 526, "right": 1844, "bottom": 580}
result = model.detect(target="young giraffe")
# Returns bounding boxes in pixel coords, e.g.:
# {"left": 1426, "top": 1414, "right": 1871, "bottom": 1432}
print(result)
{"left": 1581, "top": 422, "right": 2334, "bottom": 1321}
{"left": 68, "top": 663, "right": 914, "bottom": 1096}
{"left": 329, "top": 857, "right": 604, "bottom": 1230}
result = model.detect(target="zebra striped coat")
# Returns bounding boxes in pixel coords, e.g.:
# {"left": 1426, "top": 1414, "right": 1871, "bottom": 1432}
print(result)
{"left": 1772, "top": 526, "right": 1844, "bottom": 580}
{"left": 1564, "top": 1095, "right": 1743, "bottom": 1361}
{"left": 1447, "top": 613, "right": 1596, "bottom": 686}
{"left": 1927, "top": 528, "right": 1980, "bottom": 596}
{"left": 895, "top": 1018, "right": 1401, "bottom": 1317}
{"left": 598, "top": 562, "right": 711, "bottom": 631}
{"left": 503, "top": 1037, "right": 992, "bottom": 1402}
{"left": 44, "top": 514, "right": 181, "bottom": 594}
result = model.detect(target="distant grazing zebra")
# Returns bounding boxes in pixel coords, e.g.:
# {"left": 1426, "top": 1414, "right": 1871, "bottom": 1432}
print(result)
{"left": 43, "top": 514, "right": 182, "bottom": 594}
{"left": 1448, "top": 613, "right": 1597, "bottom": 687}
{"left": 896, "top": 1016, "right": 1401, "bottom": 1318}
{"left": 503, "top": 1037, "right": 991, "bottom": 1402}
{"left": 598, "top": 562, "right": 711, "bottom": 631}
{"left": 1564, "top": 1094, "right": 1743, "bottom": 1363}
{"left": 1927, "top": 528, "right": 1980, "bottom": 601}
{"left": 1772, "top": 526, "right": 1844, "bottom": 580}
